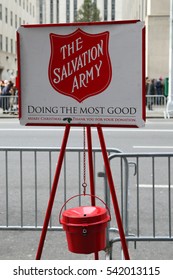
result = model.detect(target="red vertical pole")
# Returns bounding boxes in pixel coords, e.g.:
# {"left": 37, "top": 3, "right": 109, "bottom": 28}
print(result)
{"left": 97, "top": 126, "right": 130, "bottom": 260}
{"left": 86, "top": 126, "right": 99, "bottom": 260}
{"left": 36, "top": 124, "right": 70, "bottom": 260}
{"left": 86, "top": 126, "right": 96, "bottom": 205}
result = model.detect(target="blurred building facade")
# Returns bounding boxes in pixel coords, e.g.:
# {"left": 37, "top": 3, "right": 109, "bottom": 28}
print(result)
{"left": 0, "top": 0, "right": 37, "bottom": 81}
{"left": 116, "top": 0, "right": 170, "bottom": 79}
{"left": 38, "top": 0, "right": 116, "bottom": 24}
{"left": 0, "top": 0, "right": 116, "bottom": 82}
{"left": 3, "top": 0, "right": 170, "bottom": 82}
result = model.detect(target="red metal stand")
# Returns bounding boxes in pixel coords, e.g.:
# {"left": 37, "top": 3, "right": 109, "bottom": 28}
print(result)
{"left": 36, "top": 124, "right": 70, "bottom": 260}
{"left": 36, "top": 125, "right": 130, "bottom": 260}
{"left": 86, "top": 126, "right": 98, "bottom": 260}
{"left": 97, "top": 126, "right": 130, "bottom": 260}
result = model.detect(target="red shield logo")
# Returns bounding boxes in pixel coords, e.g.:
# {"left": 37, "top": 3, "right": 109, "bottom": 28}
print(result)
{"left": 48, "top": 28, "right": 112, "bottom": 102}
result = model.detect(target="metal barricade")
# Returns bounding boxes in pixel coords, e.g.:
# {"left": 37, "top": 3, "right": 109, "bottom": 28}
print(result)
{"left": 0, "top": 95, "right": 170, "bottom": 118}
{"left": 0, "top": 96, "right": 18, "bottom": 115}
{"left": 146, "top": 95, "right": 167, "bottom": 118}
{"left": 0, "top": 147, "right": 173, "bottom": 259}
{"left": 0, "top": 147, "right": 124, "bottom": 232}
{"left": 106, "top": 152, "right": 173, "bottom": 259}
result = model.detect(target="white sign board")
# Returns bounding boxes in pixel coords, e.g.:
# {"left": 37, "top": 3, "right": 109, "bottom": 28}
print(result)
{"left": 17, "top": 21, "right": 145, "bottom": 127}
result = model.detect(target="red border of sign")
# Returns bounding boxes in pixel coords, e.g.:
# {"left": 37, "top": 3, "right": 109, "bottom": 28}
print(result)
{"left": 17, "top": 31, "right": 22, "bottom": 119}
{"left": 142, "top": 27, "right": 146, "bottom": 121}
{"left": 20, "top": 20, "right": 140, "bottom": 28}
{"left": 17, "top": 20, "right": 145, "bottom": 127}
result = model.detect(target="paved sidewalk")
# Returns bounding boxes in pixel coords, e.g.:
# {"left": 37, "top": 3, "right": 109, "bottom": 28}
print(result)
{"left": 0, "top": 230, "right": 172, "bottom": 260}
{"left": 146, "top": 105, "right": 166, "bottom": 118}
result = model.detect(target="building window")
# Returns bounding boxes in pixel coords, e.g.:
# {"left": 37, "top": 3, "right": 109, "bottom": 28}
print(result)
{"left": 66, "top": 0, "right": 70, "bottom": 23}
{"left": 39, "top": 0, "right": 43, "bottom": 23}
{"left": 0, "top": 35, "right": 2, "bottom": 51}
{"left": 30, "top": 3, "right": 32, "bottom": 15}
{"left": 27, "top": 0, "right": 28, "bottom": 12}
{"left": 15, "top": 40, "right": 17, "bottom": 54}
{"left": 6, "top": 37, "right": 8, "bottom": 52}
{"left": 74, "top": 0, "right": 77, "bottom": 21}
{"left": 11, "top": 39, "right": 13, "bottom": 53}
{"left": 111, "top": 0, "right": 115, "bottom": 20}
{"left": 50, "top": 0, "right": 53, "bottom": 23}
{"left": 23, "top": 0, "right": 25, "bottom": 9}
{"left": 56, "top": 0, "right": 59, "bottom": 23}
{"left": 0, "top": 4, "right": 2, "bottom": 20}
{"left": 5, "top": 7, "right": 8, "bottom": 23}
{"left": 10, "top": 11, "right": 13, "bottom": 26}
{"left": 104, "top": 0, "right": 108, "bottom": 21}
{"left": 15, "top": 15, "right": 17, "bottom": 28}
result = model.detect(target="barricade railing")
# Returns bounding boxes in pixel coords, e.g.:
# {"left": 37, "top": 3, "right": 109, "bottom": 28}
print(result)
{"left": 0, "top": 147, "right": 125, "bottom": 232}
{"left": 0, "top": 147, "right": 173, "bottom": 259}
{"left": 0, "top": 95, "right": 169, "bottom": 118}
{"left": 105, "top": 152, "right": 173, "bottom": 259}
{"left": 146, "top": 95, "right": 167, "bottom": 118}
{"left": 0, "top": 95, "right": 18, "bottom": 115}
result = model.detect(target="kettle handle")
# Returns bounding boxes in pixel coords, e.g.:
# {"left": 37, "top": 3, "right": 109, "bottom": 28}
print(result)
{"left": 59, "top": 193, "right": 111, "bottom": 224}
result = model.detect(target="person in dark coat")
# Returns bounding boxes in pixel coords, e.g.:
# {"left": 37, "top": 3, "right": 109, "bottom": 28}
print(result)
{"left": 147, "top": 79, "right": 155, "bottom": 110}
{"left": 155, "top": 77, "right": 164, "bottom": 105}
{"left": 2, "top": 80, "right": 13, "bottom": 113}
{"left": 0, "top": 80, "right": 5, "bottom": 108}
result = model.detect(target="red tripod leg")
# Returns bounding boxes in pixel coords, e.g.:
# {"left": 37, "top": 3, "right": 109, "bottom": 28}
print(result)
{"left": 97, "top": 126, "right": 130, "bottom": 260}
{"left": 36, "top": 124, "right": 70, "bottom": 260}
{"left": 86, "top": 126, "right": 99, "bottom": 260}
{"left": 86, "top": 126, "right": 96, "bottom": 205}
